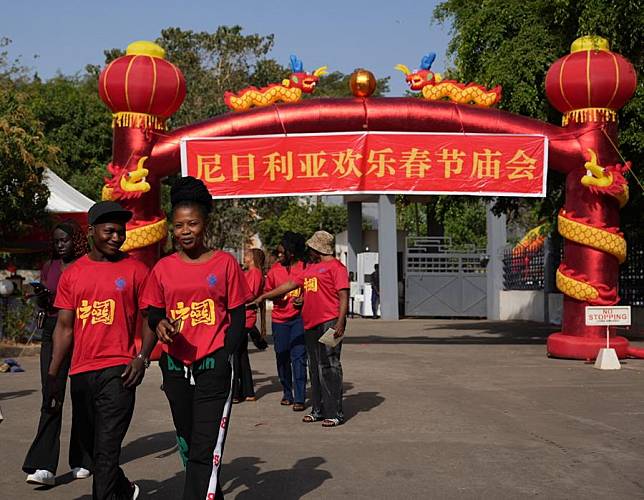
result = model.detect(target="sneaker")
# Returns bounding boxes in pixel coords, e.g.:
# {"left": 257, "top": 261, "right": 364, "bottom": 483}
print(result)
{"left": 72, "top": 467, "right": 91, "bottom": 479}
{"left": 132, "top": 482, "right": 140, "bottom": 499}
{"left": 26, "top": 469, "right": 55, "bottom": 486}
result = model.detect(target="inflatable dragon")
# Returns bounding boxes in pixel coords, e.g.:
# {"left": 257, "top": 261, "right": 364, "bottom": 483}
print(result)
{"left": 224, "top": 55, "right": 327, "bottom": 111}
{"left": 556, "top": 149, "right": 630, "bottom": 305}
{"left": 395, "top": 53, "right": 502, "bottom": 107}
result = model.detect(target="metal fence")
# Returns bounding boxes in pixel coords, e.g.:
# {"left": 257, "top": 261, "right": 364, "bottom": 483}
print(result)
{"left": 503, "top": 246, "right": 546, "bottom": 290}
{"left": 503, "top": 238, "right": 644, "bottom": 306}
{"left": 621, "top": 240, "right": 644, "bottom": 307}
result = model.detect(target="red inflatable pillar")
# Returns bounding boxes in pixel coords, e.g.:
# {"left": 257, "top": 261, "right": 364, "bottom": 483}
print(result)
{"left": 544, "top": 36, "right": 637, "bottom": 359}
{"left": 98, "top": 41, "right": 186, "bottom": 266}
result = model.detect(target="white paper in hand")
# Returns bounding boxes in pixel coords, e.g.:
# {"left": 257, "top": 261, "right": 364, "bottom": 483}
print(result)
{"left": 319, "top": 327, "right": 342, "bottom": 347}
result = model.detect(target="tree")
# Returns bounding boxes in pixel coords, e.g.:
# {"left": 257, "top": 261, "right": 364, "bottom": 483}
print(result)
{"left": 24, "top": 74, "right": 112, "bottom": 200}
{"left": 257, "top": 201, "right": 348, "bottom": 250}
{"left": 312, "top": 71, "right": 390, "bottom": 98}
{"left": 0, "top": 38, "right": 57, "bottom": 240}
{"left": 155, "top": 26, "right": 289, "bottom": 128}
{"left": 433, "top": 0, "right": 643, "bottom": 238}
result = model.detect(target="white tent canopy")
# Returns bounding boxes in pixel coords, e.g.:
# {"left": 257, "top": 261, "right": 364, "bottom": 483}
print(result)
{"left": 44, "top": 168, "right": 94, "bottom": 213}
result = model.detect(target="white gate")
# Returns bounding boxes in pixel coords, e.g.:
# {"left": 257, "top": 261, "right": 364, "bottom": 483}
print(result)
{"left": 404, "top": 237, "right": 487, "bottom": 317}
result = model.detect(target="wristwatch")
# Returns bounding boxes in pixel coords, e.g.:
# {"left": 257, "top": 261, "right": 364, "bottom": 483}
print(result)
{"left": 136, "top": 353, "right": 150, "bottom": 369}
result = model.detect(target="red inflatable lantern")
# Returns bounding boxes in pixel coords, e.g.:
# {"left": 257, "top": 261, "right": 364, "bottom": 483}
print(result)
{"left": 545, "top": 36, "right": 637, "bottom": 125}
{"left": 99, "top": 41, "right": 186, "bottom": 130}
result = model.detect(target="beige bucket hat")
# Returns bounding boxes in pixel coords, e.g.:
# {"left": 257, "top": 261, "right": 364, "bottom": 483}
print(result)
{"left": 306, "top": 230, "right": 335, "bottom": 255}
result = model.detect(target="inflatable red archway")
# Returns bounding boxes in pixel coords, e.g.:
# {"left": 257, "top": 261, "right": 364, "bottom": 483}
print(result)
{"left": 99, "top": 38, "right": 636, "bottom": 361}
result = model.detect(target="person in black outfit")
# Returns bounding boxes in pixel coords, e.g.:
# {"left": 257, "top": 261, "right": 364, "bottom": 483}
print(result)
{"left": 370, "top": 264, "right": 380, "bottom": 319}
{"left": 23, "top": 220, "right": 90, "bottom": 486}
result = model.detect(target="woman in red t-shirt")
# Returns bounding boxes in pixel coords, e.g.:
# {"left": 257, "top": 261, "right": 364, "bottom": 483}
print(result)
{"left": 256, "top": 231, "right": 349, "bottom": 427}
{"left": 264, "top": 231, "right": 308, "bottom": 411}
{"left": 23, "top": 220, "right": 90, "bottom": 486}
{"left": 232, "top": 248, "right": 266, "bottom": 403}
{"left": 142, "top": 177, "right": 251, "bottom": 500}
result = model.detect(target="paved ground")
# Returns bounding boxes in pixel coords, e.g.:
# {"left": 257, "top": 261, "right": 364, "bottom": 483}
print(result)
{"left": 3, "top": 318, "right": 644, "bottom": 499}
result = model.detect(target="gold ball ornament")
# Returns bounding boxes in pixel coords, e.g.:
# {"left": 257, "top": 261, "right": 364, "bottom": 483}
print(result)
{"left": 349, "top": 69, "right": 377, "bottom": 97}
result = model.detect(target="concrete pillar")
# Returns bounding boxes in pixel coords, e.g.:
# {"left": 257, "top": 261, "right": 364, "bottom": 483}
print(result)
{"left": 347, "top": 201, "right": 362, "bottom": 278}
{"left": 378, "top": 195, "right": 399, "bottom": 320}
{"left": 486, "top": 204, "right": 507, "bottom": 320}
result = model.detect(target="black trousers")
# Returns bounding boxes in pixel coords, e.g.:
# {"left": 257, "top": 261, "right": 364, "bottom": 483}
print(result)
{"left": 160, "top": 349, "right": 234, "bottom": 500}
{"left": 70, "top": 365, "right": 136, "bottom": 500}
{"left": 305, "top": 319, "right": 344, "bottom": 421}
{"left": 232, "top": 327, "right": 256, "bottom": 399}
{"left": 23, "top": 316, "right": 87, "bottom": 474}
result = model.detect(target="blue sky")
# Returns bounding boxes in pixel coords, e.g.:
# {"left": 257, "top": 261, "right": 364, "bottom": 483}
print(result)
{"left": 1, "top": 0, "right": 450, "bottom": 96}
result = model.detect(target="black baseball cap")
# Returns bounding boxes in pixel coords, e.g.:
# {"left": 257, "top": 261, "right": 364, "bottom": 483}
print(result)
{"left": 88, "top": 201, "right": 133, "bottom": 225}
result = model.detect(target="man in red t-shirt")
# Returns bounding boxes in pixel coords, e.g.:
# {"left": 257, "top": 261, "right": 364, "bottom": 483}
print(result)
{"left": 47, "top": 201, "right": 156, "bottom": 500}
{"left": 256, "top": 231, "right": 349, "bottom": 427}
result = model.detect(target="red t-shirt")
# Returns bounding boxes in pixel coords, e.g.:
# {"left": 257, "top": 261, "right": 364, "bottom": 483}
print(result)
{"left": 41, "top": 259, "right": 63, "bottom": 316}
{"left": 141, "top": 251, "right": 252, "bottom": 365}
{"left": 54, "top": 254, "right": 149, "bottom": 375}
{"left": 244, "top": 267, "right": 264, "bottom": 329}
{"left": 294, "top": 258, "right": 349, "bottom": 330}
{"left": 265, "top": 261, "right": 305, "bottom": 323}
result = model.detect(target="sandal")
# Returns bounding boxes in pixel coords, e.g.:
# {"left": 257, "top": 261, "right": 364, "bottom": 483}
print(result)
{"left": 245, "top": 396, "right": 257, "bottom": 402}
{"left": 280, "top": 399, "right": 293, "bottom": 406}
{"left": 302, "top": 413, "right": 323, "bottom": 423}
{"left": 292, "top": 403, "right": 305, "bottom": 412}
{"left": 322, "top": 418, "right": 343, "bottom": 427}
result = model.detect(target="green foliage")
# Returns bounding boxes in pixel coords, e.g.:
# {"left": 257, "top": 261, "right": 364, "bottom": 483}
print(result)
{"left": 257, "top": 200, "right": 348, "bottom": 250}
{"left": 0, "top": 39, "right": 56, "bottom": 241}
{"left": 311, "top": 71, "right": 390, "bottom": 98}
{"left": 155, "top": 26, "right": 288, "bottom": 128}
{"left": 442, "top": 199, "right": 487, "bottom": 249}
{"left": 24, "top": 75, "right": 111, "bottom": 200}
{"left": 4, "top": 296, "right": 35, "bottom": 342}
{"left": 397, "top": 196, "right": 488, "bottom": 248}
{"left": 433, "top": 0, "right": 644, "bottom": 238}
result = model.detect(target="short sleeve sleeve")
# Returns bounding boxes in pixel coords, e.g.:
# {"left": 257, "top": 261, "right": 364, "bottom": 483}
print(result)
{"left": 292, "top": 267, "right": 306, "bottom": 287}
{"left": 40, "top": 261, "right": 51, "bottom": 283}
{"left": 140, "top": 264, "right": 165, "bottom": 309}
{"left": 53, "top": 268, "right": 74, "bottom": 310}
{"left": 264, "top": 267, "right": 275, "bottom": 292}
{"left": 226, "top": 255, "right": 253, "bottom": 310}
{"left": 245, "top": 269, "right": 263, "bottom": 298}
{"left": 333, "top": 262, "right": 350, "bottom": 291}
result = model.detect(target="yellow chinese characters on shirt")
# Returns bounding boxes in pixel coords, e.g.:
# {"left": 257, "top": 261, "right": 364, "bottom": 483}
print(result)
{"left": 303, "top": 277, "right": 318, "bottom": 293}
{"left": 77, "top": 299, "right": 116, "bottom": 329}
{"left": 170, "top": 299, "right": 216, "bottom": 333}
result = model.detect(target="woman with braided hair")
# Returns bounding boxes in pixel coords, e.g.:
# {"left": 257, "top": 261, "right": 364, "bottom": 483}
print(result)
{"left": 142, "top": 176, "right": 251, "bottom": 500}
{"left": 24, "top": 220, "right": 91, "bottom": 486}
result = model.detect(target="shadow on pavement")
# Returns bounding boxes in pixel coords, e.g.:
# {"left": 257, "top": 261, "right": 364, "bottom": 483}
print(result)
{"left": 252, "top": 373, "right": 282, "bottom": 400}
{"left": 223, "top": 456, "right": 332, "bottom": 499}
{"left": 72, "top": 471, "right": 186, "bottom": 499}
{"left": 343, "top": 321, "right": 556, "bottom": 345}
{"left": 0, "top": 389, "right": 36, "bottom": 400}
{"left": 343, "top": 391, "right": 385, "bottom": 421}
{"left": 120, "top": 431, "right": 178, "bottom": 465}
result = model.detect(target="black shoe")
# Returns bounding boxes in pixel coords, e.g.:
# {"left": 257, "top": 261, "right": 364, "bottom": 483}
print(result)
{"left": 249, "top": 330, "right": 268, "bottom": 350}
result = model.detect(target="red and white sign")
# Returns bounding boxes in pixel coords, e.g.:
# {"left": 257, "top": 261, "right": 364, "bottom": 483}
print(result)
{"left": 585, "top": 306, "right": 631, "bottom": 326}
{"left": 181, "top": 132, "right": 547, "bottom": 199}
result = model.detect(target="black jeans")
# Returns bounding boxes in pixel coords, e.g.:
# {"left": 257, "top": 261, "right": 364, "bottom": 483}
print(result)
{"left": 70, "top": 365, "right": 136, "bottom": 500}
{"left": 23, "top": 316, "right": 87, "bottom": 474}
{"left": 160, "top": 349, "right": 234, "bottom": 500}
{"left": 232, "top": 327, "right": 255, "bottom": 399}
{"left": 304, "top": 319, "right": 344, "bottom": 421}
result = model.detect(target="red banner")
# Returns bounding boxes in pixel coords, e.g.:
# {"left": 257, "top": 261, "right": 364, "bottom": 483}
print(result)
{"left": 181, "top": 132, "right": 547, "bottom": 198}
